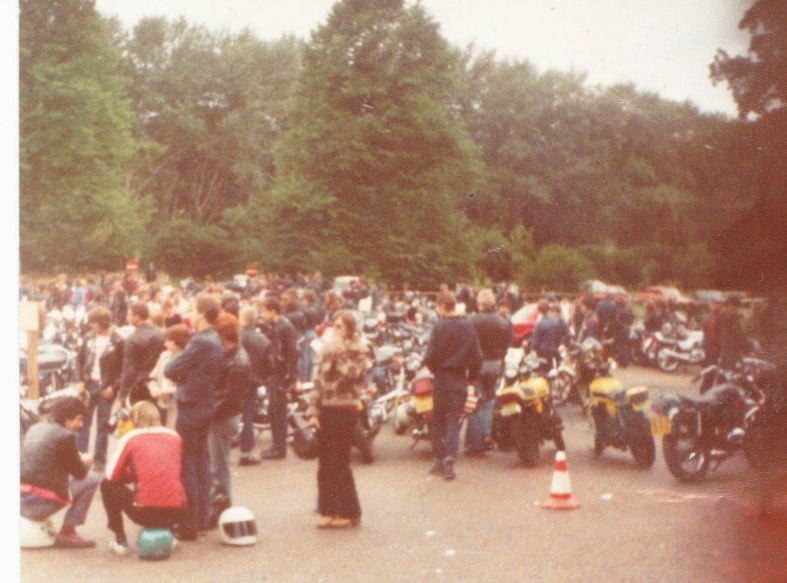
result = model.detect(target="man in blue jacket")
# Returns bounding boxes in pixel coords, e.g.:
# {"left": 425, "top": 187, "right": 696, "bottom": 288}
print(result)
{"left": 164, "top": 293, "right": 223, "bottom": 541}
{"left": 531, "top": 303, "right": 571, "bottom": 366}
{"left": 424, "top": 291, "right": 483, "bottom": 480}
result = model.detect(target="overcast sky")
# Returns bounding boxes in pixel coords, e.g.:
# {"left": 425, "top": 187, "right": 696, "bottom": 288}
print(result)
{"left": 95, "top": 0, "right": 753, "bottom": 117}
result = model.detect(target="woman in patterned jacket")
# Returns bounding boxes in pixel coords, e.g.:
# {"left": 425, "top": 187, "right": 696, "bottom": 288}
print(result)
{"left": 306, "top": 309, "right": 369, "bottom": 529}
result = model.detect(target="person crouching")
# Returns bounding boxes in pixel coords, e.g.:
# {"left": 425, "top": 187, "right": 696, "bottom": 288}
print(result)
{"left": 101, "top": 401, "right": 187, "bottom": 555}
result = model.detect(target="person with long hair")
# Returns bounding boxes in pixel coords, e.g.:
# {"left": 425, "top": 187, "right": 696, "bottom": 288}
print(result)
{"left": 306, "top": 310, "right": 369, "bottom": 528}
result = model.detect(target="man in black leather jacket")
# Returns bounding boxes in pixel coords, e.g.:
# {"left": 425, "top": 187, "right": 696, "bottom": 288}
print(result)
{"left": 258, "top": 296, "right": 298, "bottom": 460}
{"left": 75, "top": 306, "right": 124, "bottom": 471}
{"left": 207, "top": 313, "right": 251, "bottom": 524}
{"left": 465, "top": 289, "right": 511, "bottom": 456}
{"left": 238, "top": 306, "right": 274, "bottom": 465}
{"left": 164, "top": 294, "right": 223, "bottom": 540}
{"left": 119, "top": 303, "right": 164, "bottom": 403}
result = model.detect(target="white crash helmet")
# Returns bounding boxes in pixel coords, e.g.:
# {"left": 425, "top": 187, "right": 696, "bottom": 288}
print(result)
{"left": 218, "top": 506, "right": 257, "bottom": 546}
{"left": 20, "top": 516, "right": 57, "bottom": 548}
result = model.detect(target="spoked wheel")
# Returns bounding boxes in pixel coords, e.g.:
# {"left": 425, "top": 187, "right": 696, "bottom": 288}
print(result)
{"left": 657, "top": 348, "right": 679, "bottom": 373}
{"left": 550, "top": 374, "right": 572, "bottom": 406}
{"left": 663, "top": 434, "right": 710, "bottom": 482}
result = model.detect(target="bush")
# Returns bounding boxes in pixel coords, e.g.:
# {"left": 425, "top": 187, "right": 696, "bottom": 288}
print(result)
{"left": 153, "top": 219, "right": 240, "bottom": 278}
{"left": 531, "top": 244, "right": 596, "bottom": 291}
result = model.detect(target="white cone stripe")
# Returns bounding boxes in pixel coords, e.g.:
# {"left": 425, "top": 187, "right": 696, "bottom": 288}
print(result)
{"left": 550, "top": 471, "right": 572, "bottom": 495}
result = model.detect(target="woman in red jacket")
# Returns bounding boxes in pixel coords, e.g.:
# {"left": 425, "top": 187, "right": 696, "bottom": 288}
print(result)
{"left": 101, "top": 401, "right": 187, "bottom": 555}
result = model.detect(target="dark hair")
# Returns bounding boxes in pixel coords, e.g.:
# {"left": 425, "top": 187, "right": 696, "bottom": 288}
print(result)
{"left": 87, "top": 306, "right": 112, "bottom": 330}
{"left": 129, "top": 302, "right": 149, "bottom": 321}
{"left": 196, "top": 293, "right": 220, "bottom": 325}
{"left": 165, "top": 324, "right": 192, "bottom": 349}
{"left": 537, "top": 300, "right": 549, "bottom": 314}
{"left": 263, "top": 296, "right": 281, "bottom": 314}
{"left": 215, "top": 312, "right": 240, "bottom": 344}
{"left": 436, "top": 290, "right": 456, "bottom": 312}
{"left": 221, "top": 296, "right": 240, "bottom": 318}
{"left": 50, "top": 396, "right": 87, "bottom": 425}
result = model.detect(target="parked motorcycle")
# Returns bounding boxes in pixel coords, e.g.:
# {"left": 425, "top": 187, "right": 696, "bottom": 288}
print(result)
{"left": 491, "top": 352, "right": 565, "bottom": 467}
{"left": 655, "top": 330, "right": 705, "bottom": 372}
{"left": 544, "top": 346, "right": 575, "bottom": 406}
{"left": 586, "top": 358, "right": 656, "bottom": 468}
{"left": 19, "top": 342, "right": 75, "bottom": 396}
{"left": 652, "top": 381, "right": 764, "bottom": 482}
{"left": 392, "top": 367, "right": 435, "bottom": 447}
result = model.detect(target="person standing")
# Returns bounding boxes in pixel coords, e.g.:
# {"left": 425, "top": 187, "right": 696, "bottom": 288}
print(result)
{"left": 75, "top": 306, "right": 124, "bottom": 472}
{"left": 717, "top": 296, "right": 749, "bottom": 369}
{"left": 423, "top": 291, "right": 483, "bottom": 480}
{"left": 147, "top": 324, "right": 192, "bottom": 427}
{"left": 531, "top": 303, "right": 570, "bottom": 365}
{"left": 21, "top": 396, "right": 100, "bottom": 548}
{"left": 613, "top": 297, "right": 635, "bottom": 368}
{"left": 702, "top": 301, "right": 722, "bottom": 366}
{"left": 238, "top": 306, "right": 273, "bottom": 466}
{"left": 101, "top": 401, "right": 186, "bottom": 555}
{"left": 119, "top": 303, "right": 165, "bottom": 404}
{"left": 258, "top": 297, "right": 298, "bottom": 460}
{"left": 465, "top": 289, "right": 511, "bottom": 456}
{"left": 578, "top": 299, "right": 600, "bottom": 342}
{"left": 207, "top": 313, "right": 251, "bottom": 524}
{"left": 164, "top": 294, "right": 223, "bottom": 541}
{"left": 306, "top": 310, "right": 369, "bottom": 528}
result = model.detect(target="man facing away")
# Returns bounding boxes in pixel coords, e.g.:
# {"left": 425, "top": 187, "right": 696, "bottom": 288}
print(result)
{"left": 258, "top": 297, "right": 298, "bottom": 460}
{"left": 119, "top": 302, "right": 165, "bottom": 404}
{"left": 424, "top": 291, "right": 483, "bottom": 480}
{"left": 465, "top": 289, "right": 511, "bottom": 456}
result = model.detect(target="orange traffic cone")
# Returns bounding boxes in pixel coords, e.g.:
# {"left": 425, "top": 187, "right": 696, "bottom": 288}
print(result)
{"left": 541, "top": 450, "right": 580, "bottom": 510}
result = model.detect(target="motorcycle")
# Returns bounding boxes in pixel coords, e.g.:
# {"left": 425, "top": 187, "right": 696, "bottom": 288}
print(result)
{"left": 544, "top": 346, "right": 575, "bottom": 406}
{"left": 19, "top": 342, "right": 75, "bottom": 397}
{"left": 491, "top": 352, "right": 565, "bottom": 467}
{"left": 655, "top": 330, "right": 705, "bottom": 372}
{"left": 584, "top": 346, "right": 656, "bottom": 468}
{"left": 392, "top": 367, "right": 435, "bottom": 447}
{"left": 652, "top": 380, "right": 765, "bottom": 482}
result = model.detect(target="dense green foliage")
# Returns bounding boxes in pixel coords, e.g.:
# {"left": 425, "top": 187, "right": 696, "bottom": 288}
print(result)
{"left": 19, "top": 0, "right": 779, "bottom": 291}
{"left": 20, "top": 0, "right": 147, "bottom": 272}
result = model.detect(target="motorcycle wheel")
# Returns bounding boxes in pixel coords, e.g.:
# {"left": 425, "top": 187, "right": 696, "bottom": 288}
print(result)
{"left": 550, "top": 374, "right": 572, "bottom": 406}
{"left": 513, "top": 413, "right": 540, "bottom": 467}
{"left": 663, "top": 433, "right": 710, "bottom": 482}
{"left": 354, "top": 423, "right": 374, "bottom": 464}
{"left": 657, "top": 348, "right": 680, "bottom": 373}
{"left": 630, "top": 437, "right": 656, "bottom": 468}
{"left": 393, "top": 405, "right": 408, "bottom": 435}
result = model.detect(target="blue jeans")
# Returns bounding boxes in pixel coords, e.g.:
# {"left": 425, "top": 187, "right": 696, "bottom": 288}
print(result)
{"left": 76, "top": 382, "right": 114, "bottom": 465}
{"left": 176, "top": 404, "right": 212, "bottom": 534}
{"left": 431, "top": 376, "right": 466, "bottom": 462}
{"left": 464, "top": 368, "right": 500, "bottom": 452}
{"left": 208, "top": 415, "right": 240, "bottom": 503}
{"left": 298, "top": 330, "right": 315, "bottom": 382}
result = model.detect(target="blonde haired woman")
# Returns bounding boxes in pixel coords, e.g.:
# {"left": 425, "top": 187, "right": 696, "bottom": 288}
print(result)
{"left": 307, "top": 310, "right": 369, "bottom": 528}
{"left": 101, "top": 401, "right": 187, "bottom": 555}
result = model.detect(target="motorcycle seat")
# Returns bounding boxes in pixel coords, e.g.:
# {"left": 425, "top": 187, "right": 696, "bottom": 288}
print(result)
{"left": 680, "top": 384, "right": 741, "bottom": 408}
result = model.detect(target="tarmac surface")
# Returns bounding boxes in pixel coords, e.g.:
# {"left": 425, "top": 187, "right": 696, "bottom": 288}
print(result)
{"left": 20, "top": 366, "right": 787, "bottom": 583}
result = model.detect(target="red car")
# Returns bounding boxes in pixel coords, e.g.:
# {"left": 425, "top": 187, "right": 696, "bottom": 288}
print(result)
{"left": 511, "top": 303, "right": 540, "bottom": 345}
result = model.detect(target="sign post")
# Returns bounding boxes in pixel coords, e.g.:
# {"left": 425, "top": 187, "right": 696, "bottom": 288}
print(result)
{"left": 20, "top": 301, "right": 40, "bottom": 399}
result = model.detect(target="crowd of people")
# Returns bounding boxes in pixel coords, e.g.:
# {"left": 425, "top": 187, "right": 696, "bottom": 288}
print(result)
{"left": 19, "top": 269, "right": 758, "bottom": 554}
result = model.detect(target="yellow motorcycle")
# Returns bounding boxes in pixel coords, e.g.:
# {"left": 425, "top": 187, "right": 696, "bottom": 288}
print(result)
{"left": 582, "top": 339, "right": 656, "bottom": 468}
{"left": 492, "top": 352, "right": 565, "bottom": 467}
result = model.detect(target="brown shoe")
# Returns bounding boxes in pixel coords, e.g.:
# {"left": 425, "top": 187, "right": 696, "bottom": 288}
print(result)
{"left": 316, "top": 516, "right": 334, "bottom": 529}
{"left": 54, "top": 533, "right": 96, "bottom": 549}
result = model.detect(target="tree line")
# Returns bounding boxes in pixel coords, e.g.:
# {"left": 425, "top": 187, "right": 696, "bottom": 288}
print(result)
{"left": 19, "top": 0, "right": 786, "bottom": 292}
